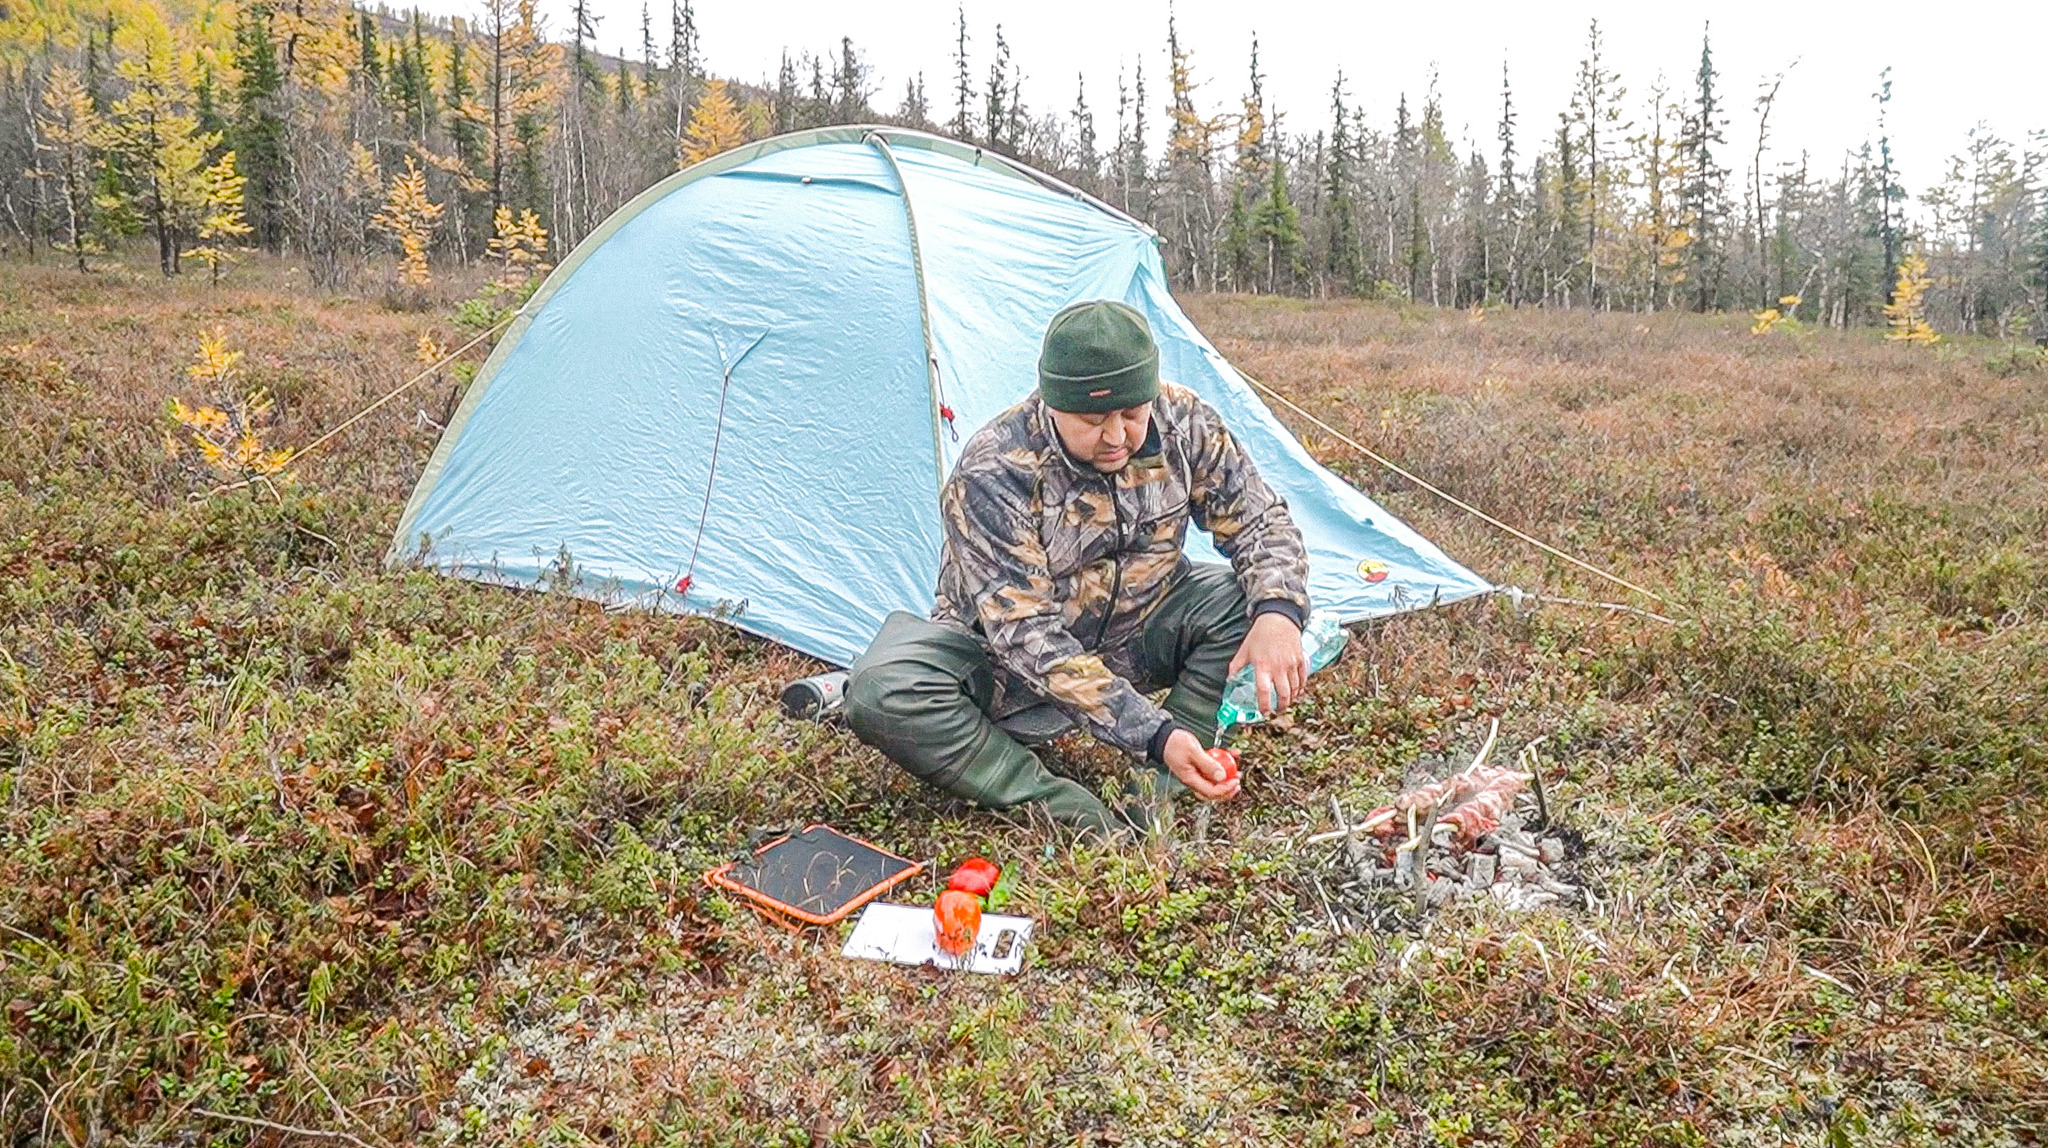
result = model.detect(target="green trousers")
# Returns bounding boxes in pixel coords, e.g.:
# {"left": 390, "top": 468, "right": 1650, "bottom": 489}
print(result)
{"left": 846, "top": 564, "right": 1248, "bottom": 836}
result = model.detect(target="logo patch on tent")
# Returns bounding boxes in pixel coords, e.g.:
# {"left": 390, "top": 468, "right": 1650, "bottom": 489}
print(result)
{"left": 1358, "top": 559, "right": 1390, "bottom": 583}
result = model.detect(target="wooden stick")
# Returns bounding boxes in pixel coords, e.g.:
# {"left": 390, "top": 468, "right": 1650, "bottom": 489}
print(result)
{"left": 1306, "top": 807, "right": 1397, "bottom": 844}
{"left": 1466, "top": 717, "right": 1501, "bottom": 774}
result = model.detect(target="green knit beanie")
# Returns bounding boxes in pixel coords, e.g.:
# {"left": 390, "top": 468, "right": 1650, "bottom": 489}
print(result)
{"left": 1037, "top": 300, "right": 1160, "bottom": 413}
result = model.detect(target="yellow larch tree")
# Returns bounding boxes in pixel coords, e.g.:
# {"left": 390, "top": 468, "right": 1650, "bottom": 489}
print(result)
{"left": 94, "top": 30, "right": 217, "bottom": 276}
{"left": 182, "top": 150, "right": 253, "bottom": 285}
{"left": 1883, "top": 253, "right": 1940, "bottom": 344}
{"left": 35, "top": 65, "right": 102, "bottom": 272}
{"left": 680, "top": 78, "right": 747, "bottom": 167}
{"left": 1751, "top": 295, "right": 1802, "bottom": 335}
{"left": 165, "top": 328, "right": 292, "bottom": 481}
{"left": 371, "top": 156, "right": 446, "bottom": 286}
{"left": 459, "top": 0, "right": 564, "bottom": 215}
{"left": 270, "top": 0, "right": 357, "bottom": 97}
{"left": 486, "top": 205, "right": 550, "bottom": 290}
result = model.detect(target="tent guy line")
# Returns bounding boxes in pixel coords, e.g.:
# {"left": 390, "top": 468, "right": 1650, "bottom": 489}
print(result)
{"left": 206, "top": 311, "right": 519, "bottom": 498}
{"left": 1235, "top": 369, "right": 1672, "bottom": 610}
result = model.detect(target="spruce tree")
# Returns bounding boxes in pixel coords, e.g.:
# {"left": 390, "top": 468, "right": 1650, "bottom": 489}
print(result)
{"left": 1228, "top": 43, "right": 1267, "bottom": 290}
{"left": 1235, "top": 36, "right": 1266, "bottom": 184}
{"left": 807, "top": 56, "right": 830, "bottom": 128}
{"left": 83, "top": 22, "right": 109, "bottom": 112}
{"left": 1252, "top": 157, "right": 1304, "bottom": 293}
{"left": 357, "top": 13, "right": 381, "bottom": 90}
{"left": 414, "top": 16, "right": 439, "bottom": 135}
{"left": 898, "top": 74, "right": 929, "bottom": 129}
{"left": 983, "top": 25, "right": 1010, "bottom": 152}
{"left": 1496, "top": 61, "right": 1520, "bottom": 303}
{"left": 1526, "top": 153, "right": 1554, "bottom": 301}
{"left": 833, "top": 37, "right": 869, "bottom": 123}
{"left": 1323, "top": 77, "right": 1360, "bottom": 294}
{"left": 950, "top": 7, "right": 972, "bottom": 141}
{"left": 1162, "top": 12, "right": 1216, "bottom": 288}
{"left": 1553, "top": 115, "right": 1582, "bottom": 305}
{"left": 387, "top": 14, "right": 435, "bottom": 139}
{"left": 504, "top": 0, "right": 562, "bottom": 220}
{"left": 1873, "top": 69, "right": 1905, "bottom": 305}
{"left": 1222, "top": 184, "right": 1253, "bottom": 291}
{"left": 1394, "top": 92, "right": 1421, "bottom": 298}
{"left": 446, "top": 30, "right": 486, "bottom": 171}
{"left": 668, "top": 0, "right": 700, "bottom": 157}
{"left": 641, "top": 3, "right": 657, "bottom": 89}
{"left": 1071, "top": 75, "right": 1098, "bottom": 184}
{"left": 774, "top": 53, "right": 798, "bottom": 133}
{"left": 1680, "top": 24, "right": 1726, "bottom": 310}
{"left": 1128, "top": 59, "right": 1148, "bottom": 214}
{"left": 1569, "top": 19, "right": 1624, "bottom": 308}
{"left": 1458, "top": 149, "right": 1491, "bottom": 307}
{"left": 193, "top": 66, "right": 228, "bottom": 154}
{"left": 231, "top": 0, "right": 287, "bottom": 251}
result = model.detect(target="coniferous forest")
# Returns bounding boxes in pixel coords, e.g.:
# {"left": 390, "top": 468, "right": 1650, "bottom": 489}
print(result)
{"left": 2, "top": 0, "right": 2045, "bottom": 335}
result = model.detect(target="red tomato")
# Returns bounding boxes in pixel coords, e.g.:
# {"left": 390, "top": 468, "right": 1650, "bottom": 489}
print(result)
{"left": 946, "top": 856, "right": 1001, "bottom": 898}
{"left": 933, "top": 889, "right": 981, "bottom": 957}
{"left": 1207, "top": 746, "right": 1241, "bottom": 783}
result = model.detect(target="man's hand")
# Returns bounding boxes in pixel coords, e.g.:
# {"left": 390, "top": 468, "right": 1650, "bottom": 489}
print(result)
{"left": 1228, "top": 611, "right": 1309, "bottom": 719}
{"left": 1163, "top": 729, "right": 1240, "bottom": 802}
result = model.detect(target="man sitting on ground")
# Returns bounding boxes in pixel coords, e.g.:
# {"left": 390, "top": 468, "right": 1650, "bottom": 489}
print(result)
{"left": 847, "top": 299, "right": 1312, "bottom": 836}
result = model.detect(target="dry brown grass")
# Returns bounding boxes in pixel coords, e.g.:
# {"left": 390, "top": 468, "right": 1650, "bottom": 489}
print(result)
{"left": 1, "top": 261, "right": 2044, "bottom": 1144}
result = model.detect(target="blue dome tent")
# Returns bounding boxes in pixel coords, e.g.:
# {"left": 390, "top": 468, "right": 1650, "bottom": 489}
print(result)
{"left": 388, "top": 127, "right": 1495, "bottom": 666}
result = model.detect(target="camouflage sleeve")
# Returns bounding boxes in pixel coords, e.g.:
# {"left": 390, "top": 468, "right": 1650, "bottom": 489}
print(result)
{"left": 942, "top": 467, "right": 1173, "bottom": 758}
{"left": 1185, "top": 397, "right": 1312, "bottom": 622}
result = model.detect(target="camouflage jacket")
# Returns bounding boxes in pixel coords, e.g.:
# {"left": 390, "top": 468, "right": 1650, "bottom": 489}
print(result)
{"left": 933, "top": 383, "right": 1311, "bottom": 759}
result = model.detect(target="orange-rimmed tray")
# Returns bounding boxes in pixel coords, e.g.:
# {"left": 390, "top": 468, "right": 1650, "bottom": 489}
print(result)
{"left": 703, "top": 824, "right": 924, "bottom": 926}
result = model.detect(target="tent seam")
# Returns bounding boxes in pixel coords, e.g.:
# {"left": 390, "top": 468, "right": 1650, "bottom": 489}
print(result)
{"left": 865, "top": 131, "right": 951, "bottom": 499}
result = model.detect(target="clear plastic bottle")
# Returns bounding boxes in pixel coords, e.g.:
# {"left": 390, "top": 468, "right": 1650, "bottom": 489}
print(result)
{"left": 1215, "top": 609, "right": 1349, "bottom": 730}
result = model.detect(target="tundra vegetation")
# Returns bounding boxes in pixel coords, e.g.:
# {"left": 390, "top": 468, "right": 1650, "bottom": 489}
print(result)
{"left": 1, "top": 255, "right": 2043, "bottom": 1143}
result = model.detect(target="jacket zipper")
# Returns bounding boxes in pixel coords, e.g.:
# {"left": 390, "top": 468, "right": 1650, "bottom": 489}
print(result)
{"left": 1094, "top": 477, "right": 1124, "bottom": 651}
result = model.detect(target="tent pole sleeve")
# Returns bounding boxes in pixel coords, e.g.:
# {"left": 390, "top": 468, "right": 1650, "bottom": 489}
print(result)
{"left": 864, "top": 131, "right": 950, "bottom": 498}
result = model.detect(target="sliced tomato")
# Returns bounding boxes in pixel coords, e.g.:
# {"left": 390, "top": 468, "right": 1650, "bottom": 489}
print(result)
{"left": 946, "top": 856, "right": 1001, "bottom": 898}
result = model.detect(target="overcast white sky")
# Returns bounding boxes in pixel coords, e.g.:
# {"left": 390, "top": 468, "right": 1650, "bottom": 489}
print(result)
{"left": 412, "top": 0, "right": 2045, "bottom": 196}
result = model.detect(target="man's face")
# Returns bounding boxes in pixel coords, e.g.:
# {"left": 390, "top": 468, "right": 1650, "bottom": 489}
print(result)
{"left": 1049, "top": 402, "right": 1153, "bottom": 473}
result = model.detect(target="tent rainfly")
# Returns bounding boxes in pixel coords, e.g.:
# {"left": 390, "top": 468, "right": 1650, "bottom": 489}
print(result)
{"left": 388, "top": 127, "right": 1495, "bottom": 666}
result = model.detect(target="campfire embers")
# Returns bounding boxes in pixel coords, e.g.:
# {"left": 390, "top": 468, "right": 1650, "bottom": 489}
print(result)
{"left": 1304, "top": 720, "right": 1587, "bottom": 934}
